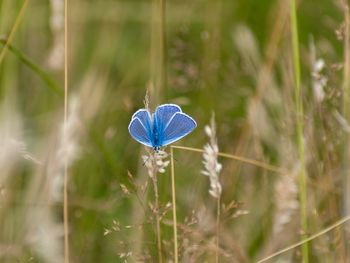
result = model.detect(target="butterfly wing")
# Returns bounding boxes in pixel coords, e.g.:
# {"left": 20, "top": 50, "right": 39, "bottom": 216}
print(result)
{"left": 128, "top": 109, "right": 153, "bottom": 147}
{"left": 155, "top": 104, "right": 181, "bottom": 119}
{"left": 152, "top": 104, "right": 182, "bottom": 147}
{"left": 154, "top": 104, "right": 181, "bottom": 129}
{"left": 162, "top": 112, "right": 197, "bottom": 146}
{"left": 128, "top": 117, "right": 153, "bottom": 147}
{"left": 132, "top": 109, "right": 152, "bottom": 127}
{"left": 129, "top": 105, "right": 195, "bottom": 148}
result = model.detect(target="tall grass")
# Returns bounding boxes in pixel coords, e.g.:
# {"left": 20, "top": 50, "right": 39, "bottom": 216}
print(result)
{"left": 289, "top": 0, "right": 309, "bottom": 262}
{"left": 1, "top": 0, "right": 350, "bottom": 262}
{"left": 0, "top": 0, "right": 28, "bottom": 63}
{"left": 63, "top": 0, "right": 69, "bottom": 262}
{"left": 341, "top": 2, "right": 350, "bottom": 251}
{"left": 170, "top": 146, "right": 179, "bottom": 263}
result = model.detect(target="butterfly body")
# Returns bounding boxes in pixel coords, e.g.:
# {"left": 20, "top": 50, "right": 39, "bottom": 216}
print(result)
{"left": 128, "top": 104, "right": 196, "bottom": 150}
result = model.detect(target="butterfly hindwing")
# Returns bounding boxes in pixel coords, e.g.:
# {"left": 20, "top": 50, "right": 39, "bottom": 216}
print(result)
{"left": 128, "top": 117, "right": 153, "bottom": 147}
{"left": 162, "top": 112, "right": 197, "bottom": 146}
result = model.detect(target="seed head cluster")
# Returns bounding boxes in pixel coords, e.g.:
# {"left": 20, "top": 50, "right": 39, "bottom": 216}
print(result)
{"left": 142, "top": 150, "right": 170, "bottom": 178}
{"left": 201, "top": 115, "right": 222, "bottom": 198}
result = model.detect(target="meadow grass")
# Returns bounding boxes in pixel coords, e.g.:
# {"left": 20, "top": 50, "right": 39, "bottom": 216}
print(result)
{"left": 63, "top": 0, "right": 69, "bottom": 261}
{"left": 0, "top": 0, "right": 350, "bottom": 262}
{"left": 289, "top": 0, "right": 309, "bottom": 261}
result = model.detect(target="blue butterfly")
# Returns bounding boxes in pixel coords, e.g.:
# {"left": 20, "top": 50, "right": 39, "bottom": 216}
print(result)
{"left": 128, "top": 104, "right": 197, "bottom": 151}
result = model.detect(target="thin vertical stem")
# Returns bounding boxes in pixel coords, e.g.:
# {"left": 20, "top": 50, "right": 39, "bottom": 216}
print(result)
{"left": 342, "top": 3, "right": 350, "bottom": 119}
{"left": 215, "top": 195, "right": 221, "bottom": 263}
{"left": 151, "top": 155, "right": 163, "bottom": 263}
{"left": 170, "top": 147, "right": 178, "bottom": 263}
{"left": 0, "top": 0, "right": 29, "bottom": 64}
{"left": 150, "top": 0, "right": 166, "bottom": 107}
{"left": 290, "top": 0, "right": 309, "bottom": 262}
{"left": 342, "top": 1, "right": 350, "bottom": 259}
{"left": 64, "top": 0, "right": 69, "bottom": 262}
{"left": 159, "top": 0, "right": 166, "bottom": 93}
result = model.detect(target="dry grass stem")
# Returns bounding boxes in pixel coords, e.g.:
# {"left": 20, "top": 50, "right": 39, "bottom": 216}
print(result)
{"left": 257, "top": 214, "right": 350, "bottom": 263}
{"left": 63, "top": 0, "right": 69, "bottom": 261}
{"left": 170, "top": 146, "right": 179, "bottom": 263}
{"left": 142, "top": 149, "right": 169, "bottom": 263}
{"left": 172, "top": 145, "right": 287, "bottom": 175}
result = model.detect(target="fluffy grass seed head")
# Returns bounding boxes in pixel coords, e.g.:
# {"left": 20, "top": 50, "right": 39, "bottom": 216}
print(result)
{"left": 311, "top": 58, "right": 327, "bottom": 103}
{"left": 47, "top": 0, "right": 64, "bottom": 70}
{"left": 201, "top": 114, "right": 222, "bottom": 198}
{"left": 142, "top": 150, "right": 170, "bottom": 178}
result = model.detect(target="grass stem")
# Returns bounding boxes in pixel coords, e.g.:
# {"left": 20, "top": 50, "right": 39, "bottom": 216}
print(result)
{"left": 150, "top": 155, "right": 163, "bottom": 263}
{"left": 170, "top": 146, "right": 178, "bottom": 263}
{"left": 342, "top": 2, "right": 350, "bottom": 259}
{"left": 0, "top": 38, "right": 62, "bottom": 95}
{"left": 150, "top": 0, "right": 166, "bottom": 106}
{"left": 342, "top": 2, "right": 350, "bottom": 119}
{"left": 64, "top": 0, "right": 69, "bottom": 262}
{"left": 159, "top": 0, "right": 166, "bottom": 93}
{"left": 215, "top": 195, "right": 221, "bottom": 263}
{"left": 289, "top": 0, "right": 308, "bottom": 261}
{"left": 0, "top": 0, "right": 28, "bottom": 64}
{"left": 171, "top": 145, "right": 287, "bottom": 175}
{"left": 257, "top": 214, "right": 350, "bottom": 263}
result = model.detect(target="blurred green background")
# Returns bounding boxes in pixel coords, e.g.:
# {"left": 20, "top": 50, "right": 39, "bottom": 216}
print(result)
{"left": 0, "top": 0, "right": 348, "bottom": 262}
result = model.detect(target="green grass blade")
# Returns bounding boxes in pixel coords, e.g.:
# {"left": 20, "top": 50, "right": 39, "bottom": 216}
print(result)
{"left": 0, "top": 37, "right": 63, "bottom": 96}
{"left": 289, "top": 0, "right": 309, "bottom": 262}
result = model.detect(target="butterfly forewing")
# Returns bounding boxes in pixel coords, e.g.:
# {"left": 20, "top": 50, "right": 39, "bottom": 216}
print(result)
{"left": 162, "top": 112, "right": 197, "bottom": 146}
{"left": 132, "top": 109, "right": 152, "bottom": 128}
{"left": 154, "top": 104, "right": 181, "bottom": 132}
{"left": 128, "top": 117, "right": 153, "bottom": 147}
